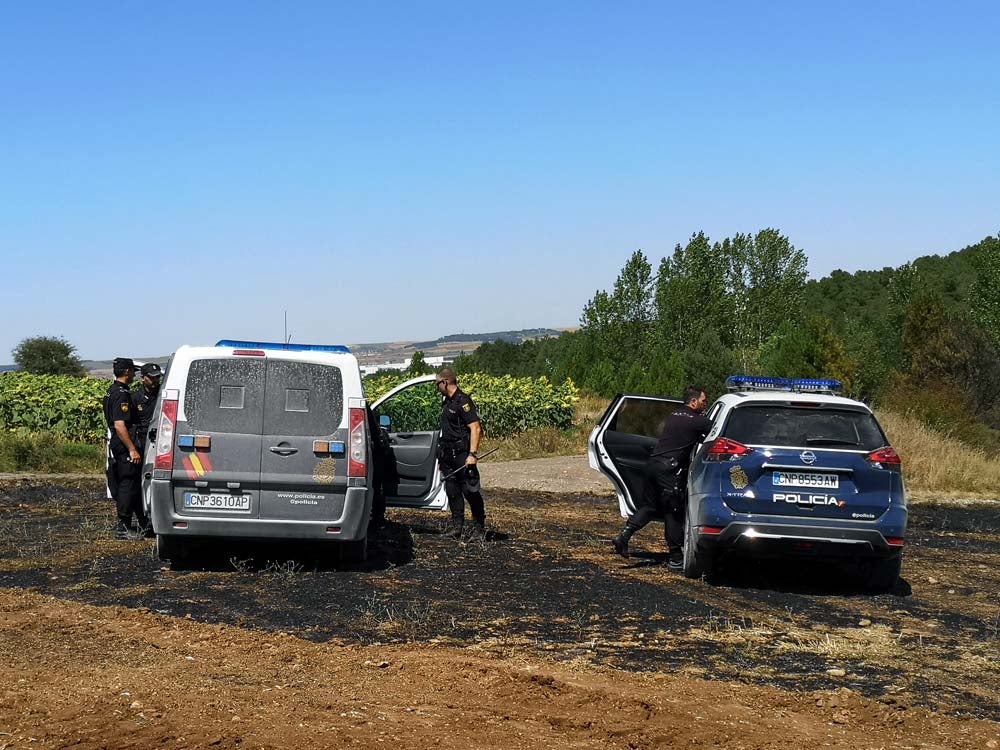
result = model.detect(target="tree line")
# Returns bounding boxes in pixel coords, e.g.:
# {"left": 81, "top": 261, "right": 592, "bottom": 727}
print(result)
{"left": 455, "top": 230, "right": 1000, "bottom": 444}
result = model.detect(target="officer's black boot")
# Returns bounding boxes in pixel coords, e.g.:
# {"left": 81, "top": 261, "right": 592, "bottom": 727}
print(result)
{"left": 137, "top": 514, "right": 154, "bottom": 539}
{"left": 470, "top": 516, "right": 486, "bottom": 539}
{"left": 114, "top": 517, "right": 131, "bottom": 540}
{"left": 446, "top": 516, "right": 464, "bottom": 539}
{"left": 612, "top": 522, "right": 640, "bottom": 559}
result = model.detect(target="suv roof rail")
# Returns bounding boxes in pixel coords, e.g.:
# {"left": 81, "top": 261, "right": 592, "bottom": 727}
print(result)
{"left": 725, "top": 375, "right": 843, "bottom": 395}
{"left": 215, "top": 339, "right": 352, "bottom": 354}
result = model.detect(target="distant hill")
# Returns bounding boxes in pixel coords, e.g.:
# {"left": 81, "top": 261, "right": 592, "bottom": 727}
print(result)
{"left": 0, "top": 329, "right": 572, "bottom": 374}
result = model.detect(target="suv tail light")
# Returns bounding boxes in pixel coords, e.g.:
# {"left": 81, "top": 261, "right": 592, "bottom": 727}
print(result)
{"left": 866, "top": 446, "right": 901, "bottom": 471}
{"left": 348, "top": 407, "right": 367, "bottom": 477}
{"left": 704, "top": 437, "right": 753, "bottom": 461}
{"left": 154, "top": 398, "right": 178, "bottom": 470}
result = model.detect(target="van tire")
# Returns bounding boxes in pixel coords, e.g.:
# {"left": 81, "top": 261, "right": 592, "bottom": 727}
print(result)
{"left": 156, "top": 534, "right": 187, "bottom": 563}
{"left": 339, "top": 536, "right": 368, "bottom": 563}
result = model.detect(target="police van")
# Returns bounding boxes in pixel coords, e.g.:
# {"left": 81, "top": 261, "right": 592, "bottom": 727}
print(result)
{"left": 141, "top": 340, "right": 449, "bottom": 563}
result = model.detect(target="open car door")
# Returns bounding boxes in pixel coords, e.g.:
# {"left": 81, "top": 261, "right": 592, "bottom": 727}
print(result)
{"left": 588, "top": 394, "right": 683, "bottom": 517}
{"left": 370, "top": 375, "right": 448, "bottom": 510}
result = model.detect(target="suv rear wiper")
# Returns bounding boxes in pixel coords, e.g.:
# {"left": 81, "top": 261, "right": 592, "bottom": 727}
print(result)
{"left": 806, "top": 436, "right": 860, "bottom": 446}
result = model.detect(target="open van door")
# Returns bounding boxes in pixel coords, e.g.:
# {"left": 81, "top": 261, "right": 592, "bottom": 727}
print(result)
{"left": 370, "top": 375, "right": 447, "bottom": 510}
{"left": 588, "top": 394, "right": 682, "bottom": 517}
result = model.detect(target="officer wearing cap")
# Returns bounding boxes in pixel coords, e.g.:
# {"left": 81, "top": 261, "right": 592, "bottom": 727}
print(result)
{"left": 131, "top": 363, "right": 163, "bottom": 447}
{"left": 103, "top": 358, "right": 150, "bottom": 539}
{"left": 436, "top": 368, "right": 487, "bottom": 538}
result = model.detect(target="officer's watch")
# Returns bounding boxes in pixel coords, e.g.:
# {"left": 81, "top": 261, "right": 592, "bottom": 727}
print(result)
{"left": 469, "top": 451, "right": 478, "bottom": 458}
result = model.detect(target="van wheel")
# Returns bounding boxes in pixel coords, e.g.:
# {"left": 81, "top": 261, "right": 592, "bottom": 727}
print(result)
{"left": 339, "top": 537, "right": 368, "bottom": 564}
{"left": 682, "top": 513, "right": 714, "bottom": 580}
{"left": 156, "top": 534, "right": 187, "bottom": 563}
{"left": 865, "top": 553, "right": 902, "bottom": 593}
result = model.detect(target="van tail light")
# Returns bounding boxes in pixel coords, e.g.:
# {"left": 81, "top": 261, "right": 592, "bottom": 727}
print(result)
{"left": 348, "top": 407, "right": 367, "bottom": 477}
{"left": 154, "top": 398, "right": 178, "bottom": 470}
{"left": 866, "top": 446, "right": 901, "bottom": 472}
{"left": 704, "top": 437, "right": 753, "bottom": 461}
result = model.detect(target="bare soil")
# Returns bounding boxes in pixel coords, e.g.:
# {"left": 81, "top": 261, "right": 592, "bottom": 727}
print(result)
{"left": 1, "top": 459, "right": 998, "bottom": 748}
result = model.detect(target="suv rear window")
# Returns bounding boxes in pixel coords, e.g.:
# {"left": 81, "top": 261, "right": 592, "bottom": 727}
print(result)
{"left": 723, "top": 405, "right": 886, "bottom": 450}
{"left": 184, "top": 358, "right": 266, "bottom": 434}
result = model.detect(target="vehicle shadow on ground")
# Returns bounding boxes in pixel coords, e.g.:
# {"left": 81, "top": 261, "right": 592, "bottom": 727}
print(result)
{"left": 165, "top": 519, "right": 417, "bottom": 573}
{"left": 708, "top": 556, "right": 913, "bottom": 597}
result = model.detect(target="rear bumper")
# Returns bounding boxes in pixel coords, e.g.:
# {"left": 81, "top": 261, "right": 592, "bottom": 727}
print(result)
{"left": 148, "top": 482, "right": 370, "bottom": 541}
{"left": 692, "top": 495, "right": 907, "bottom": 559}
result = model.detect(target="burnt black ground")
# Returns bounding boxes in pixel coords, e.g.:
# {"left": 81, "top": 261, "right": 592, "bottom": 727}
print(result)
{"left": 1, "top": 478, "right": 997, "bottom": 721}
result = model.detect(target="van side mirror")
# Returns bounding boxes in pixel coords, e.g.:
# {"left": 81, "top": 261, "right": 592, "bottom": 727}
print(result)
{"left": 379, "top": 414, "right": 391, "bottom": 430}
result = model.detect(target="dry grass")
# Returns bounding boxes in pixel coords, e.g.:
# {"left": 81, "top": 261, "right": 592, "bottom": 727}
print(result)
{"left": 877, "top": 409, "right": 1000, "bottom": 495}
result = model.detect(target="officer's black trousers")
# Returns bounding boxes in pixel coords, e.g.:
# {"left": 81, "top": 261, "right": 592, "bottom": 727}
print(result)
{"left": 440, "top": 449, "right": 485, "bottom": 525}
{"left": 113, "top": 453, "right": 148, "bottom": 529}
{"left": 627, "top": 457, "right": 686, "bottom": 551}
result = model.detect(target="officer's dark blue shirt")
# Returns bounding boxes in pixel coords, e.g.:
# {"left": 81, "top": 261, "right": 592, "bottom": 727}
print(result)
{"left": 131, "top": 386, "right": 159, "bottom": 431}
{"left": 440, "top": 388, "right": 480, "bottom": 445}
{"left": 651, "top": 405, "right": 713, "bottom": 468}
{"left": 104, "top": 380, "right": 137, "bottom": 454}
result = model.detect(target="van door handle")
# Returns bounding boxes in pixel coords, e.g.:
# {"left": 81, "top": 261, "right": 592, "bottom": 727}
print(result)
{"left": 269, "top": 446, "right": 298, "bottom": 456}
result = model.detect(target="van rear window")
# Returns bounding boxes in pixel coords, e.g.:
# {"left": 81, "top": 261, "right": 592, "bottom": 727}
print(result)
{"left": 184, "top": 359, "right": 266, "bottom": 434}
{"left": 263, "top": 361, "right": 344, "bottom": 437}
{"left": 722, "top": 405, "right": 886, "bottom": 450}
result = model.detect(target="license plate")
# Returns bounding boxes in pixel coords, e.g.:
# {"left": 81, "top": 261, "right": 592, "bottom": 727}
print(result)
{"left": 772, "top": 471, "right": 839, "bottom": 489}
{"left": 183, "top": 492, "right": 252, "bottom": 512}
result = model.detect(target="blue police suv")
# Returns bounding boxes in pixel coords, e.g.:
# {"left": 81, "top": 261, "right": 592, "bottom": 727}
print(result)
{"left": 589, "top": 376, "right": 907, "bottom": 591}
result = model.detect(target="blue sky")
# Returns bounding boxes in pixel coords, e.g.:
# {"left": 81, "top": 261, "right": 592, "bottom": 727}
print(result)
{"left": 2, "top": 2, "right": 998, "bottom": 360}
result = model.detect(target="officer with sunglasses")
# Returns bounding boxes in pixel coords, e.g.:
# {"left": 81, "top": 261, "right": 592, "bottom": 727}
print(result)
{"left": 435, "top": 368, "right": 487, "bottom": 539}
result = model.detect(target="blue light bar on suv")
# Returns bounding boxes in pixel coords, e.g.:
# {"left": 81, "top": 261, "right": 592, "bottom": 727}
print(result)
{"left": 726, "top": 375, "right": 843, "bottom": 394}
{"left": 216, "top": 340, "right": 351, "bottom": 354}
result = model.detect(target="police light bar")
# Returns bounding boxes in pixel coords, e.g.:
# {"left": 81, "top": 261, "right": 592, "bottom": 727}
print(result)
{"left": 216, "top": 340, "right": 351, "bottom": 354}
{"left": 725, "top": 375, "right": 843, "bottom": 394}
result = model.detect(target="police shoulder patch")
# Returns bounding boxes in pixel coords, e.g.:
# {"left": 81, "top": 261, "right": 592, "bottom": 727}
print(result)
{"left": 463, "top": 403, "right": 471, "bottom": 412}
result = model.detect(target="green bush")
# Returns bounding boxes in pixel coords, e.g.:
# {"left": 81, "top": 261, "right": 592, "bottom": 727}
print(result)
{"left": 365, "top": 373, "right": 578, "bottom": 437}
{"left": 0, "top": 372, "right": 108, "bottom": 443}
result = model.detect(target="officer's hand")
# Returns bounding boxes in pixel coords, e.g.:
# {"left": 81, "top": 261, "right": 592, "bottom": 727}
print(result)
{"left": 465, "top": 454, "right": 477, "bottom": 466}
{"left": 129, "top": 448, "right": 141, "bottom": 463}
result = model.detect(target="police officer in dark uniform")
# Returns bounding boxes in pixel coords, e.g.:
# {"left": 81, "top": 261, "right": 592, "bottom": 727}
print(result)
{"left": 131, "top": 362, "right": 163, "bottom": 447}
{"left": 103, "top": 358, "right": 150, "bottom": 539}
{"left": 612, "top": 385, "right": 712, "bottom": 570}
{"left": 435, "top": 368, "right": 487, "bottom": 538}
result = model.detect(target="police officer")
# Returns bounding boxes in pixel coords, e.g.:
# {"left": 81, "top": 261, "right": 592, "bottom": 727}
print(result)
{"left": 103, "top": 358, "right": 150, "bottom": 539}
{"left": 131, "top": 362, "right": 163, "bottom": 449}
{"left": 612, "top": 385, "right": 712, "bottom": 570}
{"left": 436, "top": 368, "right": 486, "bottom": 538}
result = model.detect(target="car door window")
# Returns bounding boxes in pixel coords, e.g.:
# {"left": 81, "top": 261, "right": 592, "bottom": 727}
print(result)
{"left": 372, "top": 381, "right": 440, "bottom": 432}
{"left": 609, "top": 398, "right": 677, "bottom": 438}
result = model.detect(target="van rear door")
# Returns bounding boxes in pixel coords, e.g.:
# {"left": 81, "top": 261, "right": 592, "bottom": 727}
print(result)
{"left": 173, "top": 357, "right": 265, "bottom": 516}
{"left": 258, "top": 359, "right": 350, "bottom": 521}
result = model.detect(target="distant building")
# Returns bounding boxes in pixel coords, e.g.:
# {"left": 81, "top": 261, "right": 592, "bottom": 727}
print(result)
{"left": 360, "top": 355, "right": 453, "bottom": 377}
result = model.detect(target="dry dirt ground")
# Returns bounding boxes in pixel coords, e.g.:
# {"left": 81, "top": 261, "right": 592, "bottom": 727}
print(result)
{"left": 1, "top": 457, "right": 998, "bottom": 749}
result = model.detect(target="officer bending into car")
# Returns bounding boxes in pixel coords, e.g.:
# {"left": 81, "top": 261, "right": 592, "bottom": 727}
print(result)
{"left": 103, "top": 358, "right": 152, "bottom": 540}
{"left": 436, "top": 368, "right": 487, "bottom": 539}
{"left": 612, "top": 385, "right": 711, "bottom": 570}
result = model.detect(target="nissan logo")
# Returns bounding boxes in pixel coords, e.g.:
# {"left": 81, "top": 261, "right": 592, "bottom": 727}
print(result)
{"left": 800, "top": 451, "right": 817, "bottom": 465}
